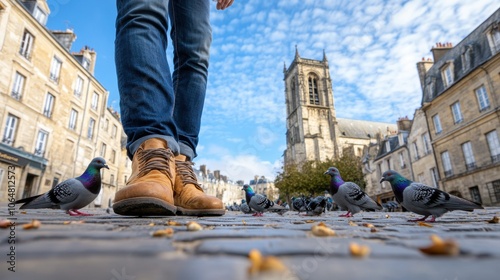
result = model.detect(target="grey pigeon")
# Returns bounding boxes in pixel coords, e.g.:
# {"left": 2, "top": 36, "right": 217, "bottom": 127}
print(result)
{"left": 15, "top": 157, "right": 109, "bottom": 216}
{"left": 304, "top": 196, "right": 327, "bottom": 216}
{"left": 240, "top": 200, "right": 254, "bottom": 214}
{"left": 325, "top": 167, "right": 382, "bottom": 217}
{"left": 242, "top": 184, "right": 286, "bottom": 216}
{"left": 380, "top": 170, "right": 483, "bottom": 222}
{"left": 292, "top": 196, "right": 308, "bottom": 213}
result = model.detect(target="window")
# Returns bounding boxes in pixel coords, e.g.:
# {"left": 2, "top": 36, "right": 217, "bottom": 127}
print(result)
{"left": 110, "top": 174, "right": 115, "bottom": 186}
{"left": 442, "top": 64, "right": 454, "bottom": 87}
{"left": 493, "top": 180, "right": 500, "bottom": 203}
{"left": 33, "top": 6, "right": 47, "bottom": 25}
{"left": 469, "top": 186, "right": 482, "bottom": 204}
{"left": 426, "top": 82, "right": 434, "bottom": 99}
{"left": 69, "top": 109, "right": 78, "bottom": 130}
{"left": 430, "top": 167, "right": 439, "bottom": 188}
{"left": 385, "top": 141, "right": 391, "bottom": 152}
{"left": 475, "top": 86, "right": 490, "bottom": 112}
{"left": 462, "top": 142, "right": 476, "bottom": 171}
{"left": 399, "top": 152, "right": 405, "bottom": 168}
{"left": 432, "top": 114, "right": 442, "bottom": 134}
{"left": 74, "top": 76, "right": 84, "bottom": 98}
{"left": 451, "top": 101, "right": 463, "bottom": 124}
{"left": 82, "top": 58, "right": 90, "bottom": 70}
{"left": 111, "top": 149, "right": 116, "bottom": 163}
{"left": 88, "top": 118, "right": 95, "bottom": 139}
{"left": 412, "top": 141, "right": 419, "bottom": 160}
{"left": 103, "top": 118, "right": 109, "bottom": 131}
{"left": 441, "top": 151, "right": 453, "bottom": 177}
{"left": 422, "top": 133, "right": 431, "bottom": 155}
{"left": 34, "top": 130, "right": 48, "bottom": 157}
{"left": 112, "top": 124, "right": 117, "bottom": 139}
{"left": 308, "top": 76, "right": 320, "bottom": 105}
{"left": 49, "top": 56, "right": 62, "bottom": 83}
{"left": 418, "top": 173, "right": 425, "bottom": 185}
{"left": 91, "top": 92, "right": 99, "bottom": 110}
{"left": 386, "top": 158, "right": 392, "bottom": 170}
{"left": 290, "top": 77, "right": 297, "bottom": 111}
{"left": 19, "top": 30, "right": 34, "bottom": 60}
{"left": 11, "top": 72, "right": 26, "bottom": 100}
{"left": 489, "top": 28, "right": 500, "bottom": 53}
{"left": 100, "top": 143, "right": 107, "bottom": 157}
{"left": 43, "top": 93, "right": 55, "bottom": 118}
{"left": 461, "top": 47, "right": 472, "bottom": 72}
{"left": 486, "top": 130, "right": 500, "bottom": 163}
{"left": 2, "top": 114, "right": 19, "bottom": 145}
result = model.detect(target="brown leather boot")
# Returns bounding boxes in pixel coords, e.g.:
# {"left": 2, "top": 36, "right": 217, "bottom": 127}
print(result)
{"left": 174, "top": 155, "right": 225, "bottom": 216}
{"left": 113, "top": 138, "right": 177, "bottom": 216}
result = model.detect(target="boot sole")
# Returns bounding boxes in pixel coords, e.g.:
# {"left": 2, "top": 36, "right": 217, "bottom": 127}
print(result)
{"left": 113, "top": 197, "right": 177, "bottom": 216}
{"left": 176, "top": 206, "right": 226, "bottom": 216}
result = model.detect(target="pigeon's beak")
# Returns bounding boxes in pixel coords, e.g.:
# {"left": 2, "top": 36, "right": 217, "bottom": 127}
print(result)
{"left": 104, "top": 164, "right": 110, "bottom": 169}
{"left": 379, "top": 177, "right": 386, "bottom": 184}
{"left": 323, "top": 171, "right": 328, "bottom": 175}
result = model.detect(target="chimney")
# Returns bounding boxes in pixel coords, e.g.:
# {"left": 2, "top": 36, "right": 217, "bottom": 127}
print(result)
{"left": 431, "top": 42, "right": 453, "bottom": 62}
{"left": 199, "top": 165, "right": 207, "bottom": 177}
{"left": 51, "top": 29, "right": 76, "bottom": 51}
{"left": 397, "top": 116, "right": 412, "bottom": 131}
{"left": 416, "top": 57, "right": 434, "bottom": 90}
{"left": 214, "top": 170, "right": 220, "bottom": 180}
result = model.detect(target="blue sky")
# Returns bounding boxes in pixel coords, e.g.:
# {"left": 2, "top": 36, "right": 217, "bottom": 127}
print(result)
{"left": 46, "top": 0, "right": 499, "bottom": 183}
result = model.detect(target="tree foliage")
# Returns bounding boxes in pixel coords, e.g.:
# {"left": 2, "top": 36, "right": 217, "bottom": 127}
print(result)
{"left": 275, "top": 153, "right": 366, "bottom": 203}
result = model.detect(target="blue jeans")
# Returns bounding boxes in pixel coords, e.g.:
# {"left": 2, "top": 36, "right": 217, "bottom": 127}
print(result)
{"left": 115, "top": 0, "right": 211, "bottom": 160}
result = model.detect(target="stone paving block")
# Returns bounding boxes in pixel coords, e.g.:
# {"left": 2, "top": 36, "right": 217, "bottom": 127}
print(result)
{"left": 173, "top": 228, "right": 307, "bottom": 242}
{"left": 2, "top": 255, "right": 249, "bottom": 280}
{"left": 16, "top": 238, "right": 176, "bottom": 258}
{"left": 195, "top": 237, "right": 424, "bottom": 259}
{"left": 281, "top": 256, "right": 498, "bottom": 280}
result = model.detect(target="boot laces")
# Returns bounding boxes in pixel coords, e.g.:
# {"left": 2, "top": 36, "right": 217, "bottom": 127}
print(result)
{"left": 136, "top": 148, "right": 174, "bottom": 179}
{"left": 176, "top": 160, "right": 203, "bottom": 191}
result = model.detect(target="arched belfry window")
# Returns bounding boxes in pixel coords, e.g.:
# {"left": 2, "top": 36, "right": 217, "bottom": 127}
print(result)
{"left": 308, "top": 75, "right": 320, "bottom": 105}
{"left": 290, "top": 77, "right": 297, "bottom": 110}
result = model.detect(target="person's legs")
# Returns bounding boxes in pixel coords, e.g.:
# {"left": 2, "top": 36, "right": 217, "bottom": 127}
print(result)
{"left": 113, "top": 0, "right": 177, "bottom": 216}
{"left": 169, "top": 0, "right": 224, "bottom": 216}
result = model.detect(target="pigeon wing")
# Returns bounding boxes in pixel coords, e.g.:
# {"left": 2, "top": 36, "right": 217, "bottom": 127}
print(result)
{"left": 341, "top": 182, "right": 382, "bottom": 210}
{"left": 407, "top": 182, "right": 482, "bottom": 211}
{"left": 249, "top": 194, "right": 273, "bottom": 212}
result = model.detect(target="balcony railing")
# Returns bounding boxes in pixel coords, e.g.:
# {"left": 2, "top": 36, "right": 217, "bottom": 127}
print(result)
{"left": 444, "top": 170, "right": 453, "bottom": 177}
{"left": 466, "top": 162, "right": 477, "bottom": 171}
{"left": 492, "top": 154, "right": 500, "bottom": 164}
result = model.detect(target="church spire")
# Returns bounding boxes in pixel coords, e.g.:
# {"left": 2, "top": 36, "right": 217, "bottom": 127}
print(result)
{"left": 283, "top": 61, "right": 287, "bottom": 73}
{"left": 295, "top": 45, "right": 300, "bottom": 59}
{"left": 322, "top": 49, "right": 328, "bottom": 62}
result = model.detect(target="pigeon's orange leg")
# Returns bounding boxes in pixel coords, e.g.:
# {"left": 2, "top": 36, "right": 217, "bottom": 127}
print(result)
{"left": 339, "top": 212, "right": 352, "bottom": 217}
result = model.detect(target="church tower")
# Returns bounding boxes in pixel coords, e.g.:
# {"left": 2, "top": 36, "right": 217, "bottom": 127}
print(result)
{"left": 283, "top": 48, "right": 339, "bottom": 166}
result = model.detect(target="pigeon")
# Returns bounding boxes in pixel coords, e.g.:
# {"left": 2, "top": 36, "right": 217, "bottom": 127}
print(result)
{"left": 380, "top": 170, "right": 483, "bottom": 222}
{"left": 305, "top": 196, "right": 327, "bottom": 216}
{"left": 240, "top": 200, "right": 255, "bottom": 214}
{"left": 242, "top": 184, "right": 286, "bottom": 216}
{"left": 15, "top": 157, "right": 109, "bottom": 216}
{"left": 292, "top": 196, "right": 308, "bottom": 213}
{"left": 325, "top": 167, "right": 382, "bottom": 217}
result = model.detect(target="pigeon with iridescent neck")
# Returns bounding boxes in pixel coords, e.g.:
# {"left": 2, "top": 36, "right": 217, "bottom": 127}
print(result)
{"left": 242, "top": 184, "right": 286, "bottom": 216}
{"left": 380, "top": 170, "right": 483, "bottom": 222}
{"left": 15, "top": 157, "right": 109, "bottom": 216}
{"left": 325, "top": 167, "right": 382, "bottom": 217}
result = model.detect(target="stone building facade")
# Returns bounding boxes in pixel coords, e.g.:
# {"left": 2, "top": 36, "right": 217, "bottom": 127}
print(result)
{"left": 418, "top": 9, "right": 500, "bottom": 206}
{"left": 0, "top": 0, "right": 127, "bottom": 205}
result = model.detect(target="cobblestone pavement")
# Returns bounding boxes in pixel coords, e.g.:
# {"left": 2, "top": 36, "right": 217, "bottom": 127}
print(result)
{"left": 1, "top": 205, "right": 499, "bottom": 280}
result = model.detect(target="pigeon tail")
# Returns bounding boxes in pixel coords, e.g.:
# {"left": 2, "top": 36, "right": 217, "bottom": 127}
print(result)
{"left": 443, "top": 196, "right": 484, "bottom": 212}
{"left": 18, "top": 194, "right": 59, "bottom": 209}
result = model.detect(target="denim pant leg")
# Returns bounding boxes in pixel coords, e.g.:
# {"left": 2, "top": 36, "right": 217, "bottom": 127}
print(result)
{"left": 169, "top": 0, "right": 212, "bottom": 160}
{"left": 115, "top": 0, "right": 180, "bottom": 159}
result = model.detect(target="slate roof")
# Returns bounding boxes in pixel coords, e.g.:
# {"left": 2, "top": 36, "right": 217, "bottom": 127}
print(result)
{"left": 337, "top": 118, "right": 397, "bottom": 140}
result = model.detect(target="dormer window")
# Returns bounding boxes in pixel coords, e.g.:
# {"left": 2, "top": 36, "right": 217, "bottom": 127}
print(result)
{"left": 385, "top": 141, "right": 391, "bottom": 152}
{"left": 33, "top": 6, "right": 47, "bottom": 25}
{"left": 486, "top": 23, "right": 500, "bottom": 54}
{"left": 82, "top": 58, "right": 90, "bottom": 70}
{"left": 441, "top": 63, "right": 454, "bottom": 88}
{"left": 426, "top": 81, "right": 435, "bottom": 98}
{"left": 461, "top": 46, "right": 472, "bottom": 73}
